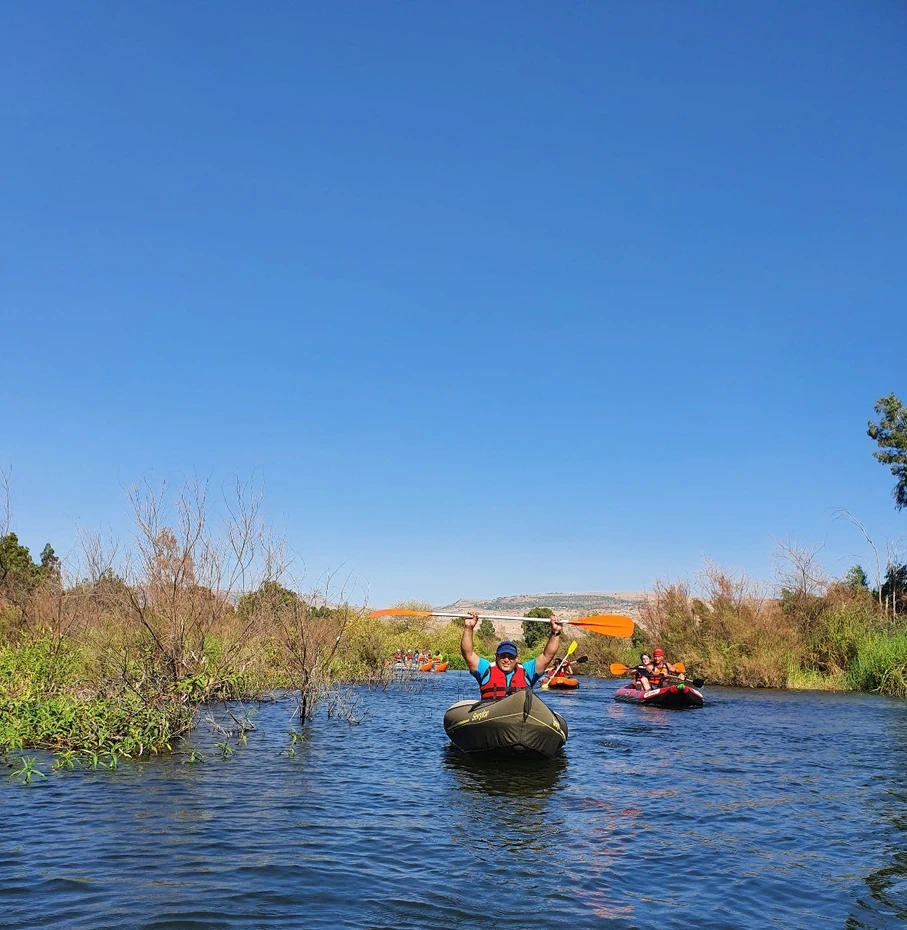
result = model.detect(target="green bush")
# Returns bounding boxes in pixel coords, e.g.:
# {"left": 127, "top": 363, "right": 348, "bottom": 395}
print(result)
{"left": 848, "top": 630, "right": 907, "bottom": 698}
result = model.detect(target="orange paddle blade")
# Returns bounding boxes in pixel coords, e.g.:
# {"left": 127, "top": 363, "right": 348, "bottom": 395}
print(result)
{"left": 368, "top": 608, "right": 433, "bottom": 618}
{"left": 673, "top": 662, "right": 686, "bottom": 674}
{"left": 609, "top": 663, "right": 632, "bottom": 676}
{"left": 568, "top": 614, "right": 634, "bottom": 637}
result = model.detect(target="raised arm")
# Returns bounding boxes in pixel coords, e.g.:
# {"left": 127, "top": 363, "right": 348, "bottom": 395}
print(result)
{"left": 535, "top": 617, "right": 564, "bottom": 676}
{"left": 460, "top": 613, "right": 481, "bottom": 673}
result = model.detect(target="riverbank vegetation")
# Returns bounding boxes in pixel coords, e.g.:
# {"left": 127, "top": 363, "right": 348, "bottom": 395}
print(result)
{"left": 579, "top": 552, "right": 907, "bottom": 696}
{"left": 0, "top": 477, "right": 407, "bottom": 767}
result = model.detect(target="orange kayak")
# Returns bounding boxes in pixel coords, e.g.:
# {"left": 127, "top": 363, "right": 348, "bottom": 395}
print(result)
{"left": 546, "top": 676, "right": 579, "bottom": 689}
{"left": 419, "top": 661, "right": 434, "bottom": 672}
{"left": 434, "top": 661, "right": 449, "bottom": 672}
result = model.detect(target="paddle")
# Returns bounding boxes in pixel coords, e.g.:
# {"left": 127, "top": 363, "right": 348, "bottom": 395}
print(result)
{"left": 540, "top": 640, "right": 577, "bottom": 691}
{"left": 667, "top": 675, "right": 705, "bottom": 688}
{"left": 660, "top": 662, "right": 705, "bottom": 686}
{"left": 369, "top": 609, "right": 634, "bottom": 638}
{"left": 545, "top": 655, "right": 587, "bottom": 674}
{"left": 609, "top": 662, "right": 640, "bottom": 677}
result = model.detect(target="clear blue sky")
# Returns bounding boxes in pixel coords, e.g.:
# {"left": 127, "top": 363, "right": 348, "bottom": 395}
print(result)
{"left": 2, "top": 2, "right": 905, "bottom": 607}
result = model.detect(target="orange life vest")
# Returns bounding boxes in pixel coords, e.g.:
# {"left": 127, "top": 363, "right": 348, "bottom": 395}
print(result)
{"left": 649, "top": 661, "right": 670, "bottom": 687}
{"left": 480, "top": 663, "right": 530, "bottom": 700}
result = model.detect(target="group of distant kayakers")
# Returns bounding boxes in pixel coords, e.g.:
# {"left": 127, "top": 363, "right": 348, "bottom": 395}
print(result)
{"left": 392, "top": 648, "right": 444, "bottom": 664}
{"left": 389, "top": 649, "right": 449, "bottom": 672}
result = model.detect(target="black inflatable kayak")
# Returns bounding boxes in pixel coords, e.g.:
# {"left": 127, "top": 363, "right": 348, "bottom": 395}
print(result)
{"left": 443, "top": 689, "right": 568, "bottom": 758}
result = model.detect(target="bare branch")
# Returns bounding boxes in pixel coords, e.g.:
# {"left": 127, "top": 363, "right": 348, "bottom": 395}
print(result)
{"left": 833, "top": 508, "right": 884, "bottom": 609}
{"left": 0, "top": 465, "right": 10, "bottom": 536}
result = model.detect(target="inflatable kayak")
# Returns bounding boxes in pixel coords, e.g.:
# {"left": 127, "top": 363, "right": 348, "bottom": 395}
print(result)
{"left": 544, "top": 676, "right": 578, "bottom": 689}
{"left": 443, "top": 690, "right": 568, "bottom": 758}
{"left": 614, "top": 682, "right": 703, "bottom": 708}
{"left": 434, "top": 661, "right": 449, "bottom": 672}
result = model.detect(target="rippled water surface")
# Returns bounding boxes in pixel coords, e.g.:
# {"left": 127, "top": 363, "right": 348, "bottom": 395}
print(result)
{"left": 3, "top": 674, "right": 907, "bottom": 929}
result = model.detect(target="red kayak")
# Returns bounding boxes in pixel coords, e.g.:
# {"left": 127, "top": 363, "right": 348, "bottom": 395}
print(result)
{"left": 614, "top": 681, "right": 703, "bottom": 708}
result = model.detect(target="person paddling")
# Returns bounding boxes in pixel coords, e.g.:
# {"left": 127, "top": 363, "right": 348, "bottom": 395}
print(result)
{"left": 633, "top": 652, "right": 654, "bottom": 689}
{"left": 545, "top": 657, "right": 574, "bottom": 678}
{"left": 460, "top": 613, "right": 564, "bottom": 700}
{"left": 641, "top": 648, "right": 684, "bottom": 690}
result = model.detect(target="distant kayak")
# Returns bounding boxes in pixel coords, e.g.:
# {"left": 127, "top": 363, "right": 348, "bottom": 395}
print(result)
{"left": 443, "top": 690, "right": 568, "bottom": 758}
{"left": 544, "top": 676, "right": 578, "bottom": 689}
{"left": 614, "top": 682, "right": 704, "bottom": 708}
{"left": 434, "top": 661, "right": 449, "bottom": 672}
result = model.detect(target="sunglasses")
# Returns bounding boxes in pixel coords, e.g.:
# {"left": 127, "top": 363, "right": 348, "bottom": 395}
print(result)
{"left": 496, "top": 653, "right": 516, "bottom": 660}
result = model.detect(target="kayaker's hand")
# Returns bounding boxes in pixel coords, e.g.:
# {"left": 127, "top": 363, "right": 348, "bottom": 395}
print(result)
{"left": 463, "top": 613, "right": 479, "bottom": 630}
{"left": 549, "top": 618, "right": 563, "bottom": 636}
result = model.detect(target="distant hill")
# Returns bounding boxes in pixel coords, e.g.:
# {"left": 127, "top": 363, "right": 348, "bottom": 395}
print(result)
{"left": 435, "top": 591, "right": 646, "bottom": 638}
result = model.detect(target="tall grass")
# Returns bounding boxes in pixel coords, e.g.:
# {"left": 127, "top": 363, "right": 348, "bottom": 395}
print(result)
{"left": 848, "top": 631, "right": 907, "bottom": 698}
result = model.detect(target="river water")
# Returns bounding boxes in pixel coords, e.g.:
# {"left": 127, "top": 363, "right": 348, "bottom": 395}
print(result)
{"left": 2, "top": 673, "right": 907, "bottom": 929}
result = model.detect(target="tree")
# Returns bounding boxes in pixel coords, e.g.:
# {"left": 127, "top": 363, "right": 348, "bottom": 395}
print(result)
{"left": 39, "top": 543, "right": 61, "bottom": 581}
{"left": 0, "top": 532, "right": 40, "bottom": 601}
{"left": 880, "top": 563, "right": 907, "bottom": 616}
{"left": 385, "top": 599, "right": 433, "bottom": 633}
{"left": 868, "top": 393, "right": 907, "bottom": 510}
{"left": 477, "top": 617, "right": 497, "bottom": 642}
{"left": 525, "top": 607, "right": 554, "bottom": 617}
{"left": 522, "top": 606, "right": 553, "bottom": 649}
{"left": 236, "top": 580, "right": 300, "bottom": 619}
{"left": 844, "top": 565, "right": 870, "bottom": 592}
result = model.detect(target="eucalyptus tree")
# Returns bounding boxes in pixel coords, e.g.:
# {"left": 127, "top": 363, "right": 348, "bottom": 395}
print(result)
{"left": 868, "top": 393, "right": 907, "bottom": 510}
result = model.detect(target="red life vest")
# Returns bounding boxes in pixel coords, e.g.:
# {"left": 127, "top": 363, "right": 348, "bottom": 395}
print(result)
{"left": 480, "top": 662, "right": 530, "bottom": 700}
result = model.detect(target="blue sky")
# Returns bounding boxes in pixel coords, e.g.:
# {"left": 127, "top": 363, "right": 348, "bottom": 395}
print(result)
{"left": 2, "top": 2, "right": 905, "bottom": 607}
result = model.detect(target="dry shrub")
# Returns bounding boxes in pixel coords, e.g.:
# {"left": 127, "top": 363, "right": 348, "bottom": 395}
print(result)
{"left": 640, "top": 562, "right": 798, "bottom": 687}
{"left": 35, "top": 478, "right": 362, "bottom": 715}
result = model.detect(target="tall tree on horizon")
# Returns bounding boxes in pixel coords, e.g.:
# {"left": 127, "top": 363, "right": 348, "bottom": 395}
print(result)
{"left": 523, "top": 606, "right": 553, "bottom": 649}
{"left": 868, "top": 393, "right": 907, "bottom": 510}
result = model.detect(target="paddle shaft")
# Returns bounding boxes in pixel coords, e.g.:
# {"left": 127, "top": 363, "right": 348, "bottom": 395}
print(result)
{"left": 369, "top": 608, "right": 633, "bottom": 638}
{"left": 419, "top": 612, "right": 574, "bottom": 623}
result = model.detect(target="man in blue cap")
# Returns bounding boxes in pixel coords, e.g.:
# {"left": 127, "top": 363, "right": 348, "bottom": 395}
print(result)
{"left": 460, "top": 613, "right": 564, "bottom": 700}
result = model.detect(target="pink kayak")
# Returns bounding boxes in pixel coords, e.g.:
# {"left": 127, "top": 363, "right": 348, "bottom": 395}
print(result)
{"left": 614, "top": 681, "right": 703, "bottom": 708}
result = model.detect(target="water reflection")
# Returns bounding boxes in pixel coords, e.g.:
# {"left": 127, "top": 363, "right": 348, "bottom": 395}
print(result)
{"left": 441, "top": 747, "right": 567, "bottom": 857}
{"left": 850, "top": 719, "right": 907, "bottom": 927}
{"left": 442, "top": 745, "right": 566, "bottom": 799}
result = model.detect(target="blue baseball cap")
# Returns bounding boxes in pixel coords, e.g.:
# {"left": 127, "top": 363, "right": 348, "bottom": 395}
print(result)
{"left": 496, "top": 641, "right": 518, "bottom": 657}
